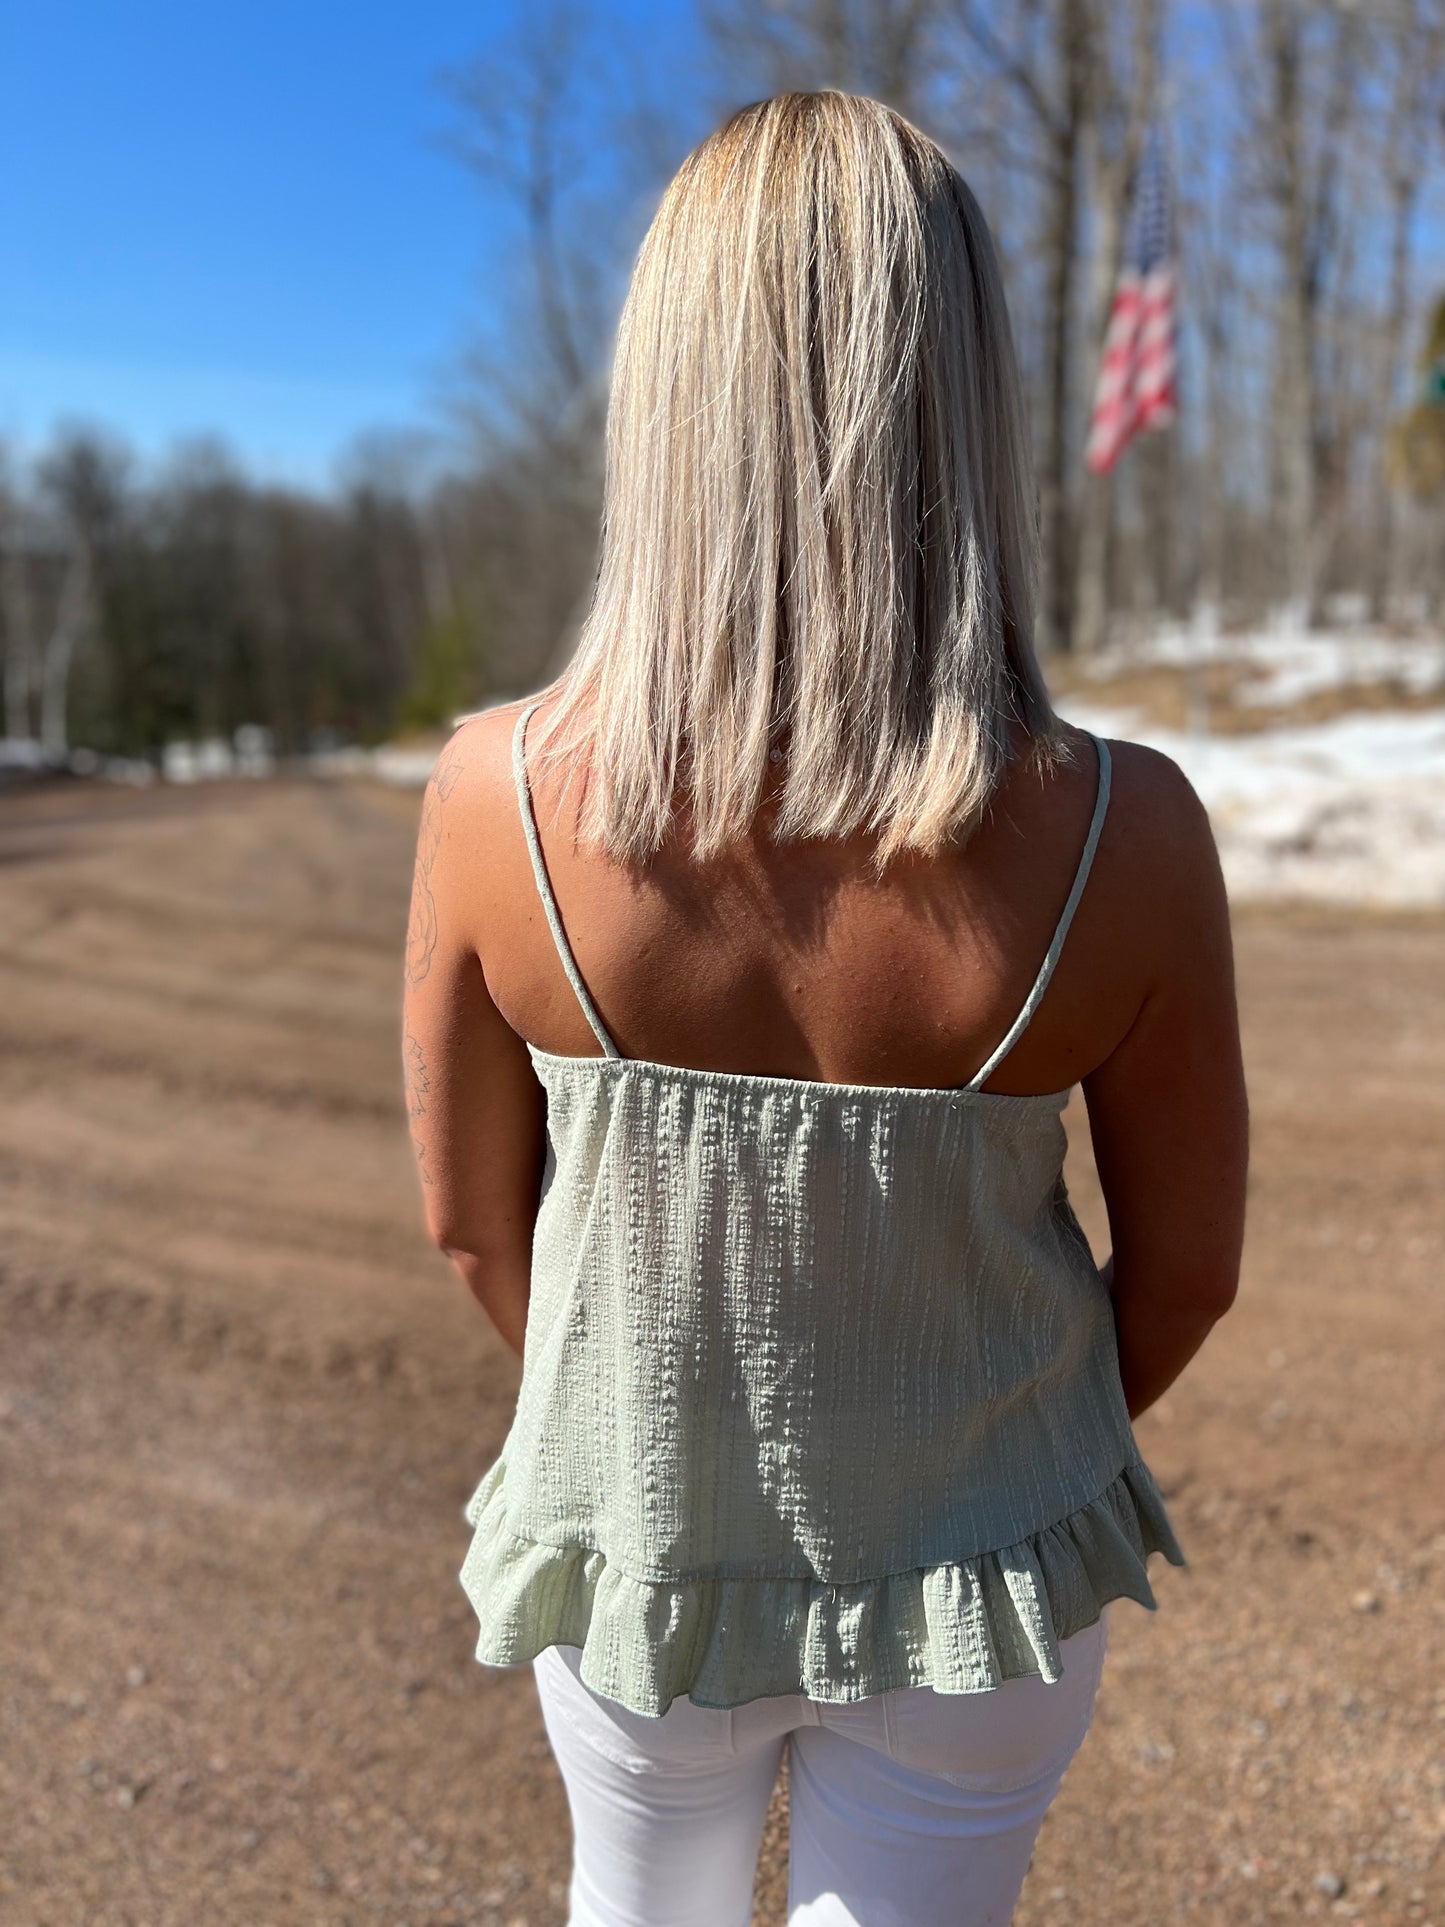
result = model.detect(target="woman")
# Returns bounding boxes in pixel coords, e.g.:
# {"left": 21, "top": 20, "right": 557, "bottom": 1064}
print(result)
{"left": 403, "top": 91, "right": 1248, "bottom": 1927}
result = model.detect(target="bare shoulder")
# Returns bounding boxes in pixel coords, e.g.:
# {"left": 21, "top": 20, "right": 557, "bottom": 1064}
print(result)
{"left": 423, "top": 697, "right": 533, "bottom": 817}
{"left": 410, "top": 699, "right": 545, "bottom": 965}
{"left": 1097, "top": 733, "right": 1219, "bottom": 883}
{"left": 413, "top": 698, "right": 540, "bottom": 901}
{"left": 1089, "top": 732, "right": 1232, "bottom": 990}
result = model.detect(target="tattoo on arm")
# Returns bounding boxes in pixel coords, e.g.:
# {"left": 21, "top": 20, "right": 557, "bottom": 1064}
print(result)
{"left": 403, "top": 1030, "right": 434, "bottom": 1186}
{"left": 404, "top": 739, "right": 467, "bottom": 988}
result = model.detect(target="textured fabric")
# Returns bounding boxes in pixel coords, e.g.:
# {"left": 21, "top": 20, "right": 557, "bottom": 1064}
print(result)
{"left": 458, "top": 703, "right": 1187, "bottom": 1718}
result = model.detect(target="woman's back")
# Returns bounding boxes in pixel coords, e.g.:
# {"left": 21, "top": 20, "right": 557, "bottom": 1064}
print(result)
{"left": 463, "top": 695, "right": 1196, "bottom": 1103}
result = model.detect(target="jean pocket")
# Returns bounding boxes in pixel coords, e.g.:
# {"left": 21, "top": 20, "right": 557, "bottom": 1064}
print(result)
{"left": 883, "top": 1617, "right": 1109, "bottom": 1795}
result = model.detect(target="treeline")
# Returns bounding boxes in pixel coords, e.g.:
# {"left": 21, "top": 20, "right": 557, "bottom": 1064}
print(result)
{"left": 5, "top": 0, "right": 1445, "bottom": 764}
{"left": 0, "top": 430, "right": 596, "bottom": 760}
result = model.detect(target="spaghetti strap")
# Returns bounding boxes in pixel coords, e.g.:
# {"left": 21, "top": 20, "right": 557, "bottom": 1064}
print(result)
{"left": 512, "top": 701, "right": 621, "bottom": 1060}
{"left": 965, "top": 733, "right": 1112, "bottom": 1092}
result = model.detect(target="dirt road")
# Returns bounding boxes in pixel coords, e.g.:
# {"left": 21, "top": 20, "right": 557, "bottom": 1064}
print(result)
{"left": 2, "top": 776, "right": 1441, "bottom": 1927}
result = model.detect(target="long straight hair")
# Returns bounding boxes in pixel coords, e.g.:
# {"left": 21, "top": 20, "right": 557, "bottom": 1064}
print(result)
{"left": 526, "top": 89, "right": 1067, "bottom": 875}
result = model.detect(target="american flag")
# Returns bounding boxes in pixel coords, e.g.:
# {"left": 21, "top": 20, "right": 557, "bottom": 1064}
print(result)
{"left": 1084, "top": 128, "right": 1177, "bottom": 475}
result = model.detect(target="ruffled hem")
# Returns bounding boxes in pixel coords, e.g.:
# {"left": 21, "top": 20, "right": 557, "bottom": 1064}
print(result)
{"left": 458, "top": 1456, "right": 1187, "bottom": 1719}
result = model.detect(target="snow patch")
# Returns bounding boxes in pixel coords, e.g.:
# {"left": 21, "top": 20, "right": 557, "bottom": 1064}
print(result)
{"left": 1058, "top": 701, "right": 1445, "bottom": 909}
{"left": 1081, "top": 617, "right": 1445, "bottom": 710}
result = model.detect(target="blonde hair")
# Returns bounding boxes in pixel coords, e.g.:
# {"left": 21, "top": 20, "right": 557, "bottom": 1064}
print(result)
{"left": 528, "top": 88, "right": 1064, "bottom": 874}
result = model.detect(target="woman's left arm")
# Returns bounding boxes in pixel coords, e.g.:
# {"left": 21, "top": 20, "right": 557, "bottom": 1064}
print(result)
{"left": 401, "top": 714, "right": 547, "bottom": 1358}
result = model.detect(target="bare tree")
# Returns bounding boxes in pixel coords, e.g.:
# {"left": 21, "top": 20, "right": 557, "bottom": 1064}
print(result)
{"left": 1227, "top": 0, "right": 1365, "bottom": 626}
{"left": 1180, "top": 135, "right": 1244, "bottom": 627}
{"left": 439, "top": 0, "right": 686, "bottom": 688}
{"left": 1363, "top": 0, "right": 1445, "bottom": 620}
{"left": 1073, "top": 0, "right": 1162, "bottom": 652}
{"left": 33, "top": 435, "right": 127, "bottom": 758}
{"left": 39, "top": 540, "right": 91, "bottom": 758}
{"left": 948, "top": 0, "right": 1096, "bottom": 654}
{"left": 0, "top": 451, "right": 37, "bottom": 741}
{"left": 701, "top": 0, "right": 943, "bottom": 121}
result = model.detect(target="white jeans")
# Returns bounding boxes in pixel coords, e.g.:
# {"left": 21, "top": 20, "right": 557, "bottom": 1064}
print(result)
{"left": 531, "top": 1608, "right": 1110, "bottom": 1927}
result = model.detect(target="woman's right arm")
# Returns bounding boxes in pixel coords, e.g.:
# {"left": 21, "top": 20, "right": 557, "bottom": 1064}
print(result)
{"left": 1082, "top": 747, "right": 1250, "bottom": 1422}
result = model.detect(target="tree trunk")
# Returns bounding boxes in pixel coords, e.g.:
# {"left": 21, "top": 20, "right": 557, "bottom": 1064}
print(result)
{"left": 1196, "top": 312, "right": 1229, "bottom": 625}
{"left": 1074, "top": 170, "right": 1124, "bottom": 656}
{"left": 1074, "top": 0, "right": 1159, "bottom": 654}
{"left": 2, "top": 532, "right": 34, "bottom": 740}
{"left": 1262, "top": 0, "right": 1360, "bottom": 630}
{"left": 1036, "top": 0, "right": 1090, "bottom": 657}
{"left": 40, "top": 543, "right": 90, "bottom": 758}
{"left": 1266, "top": 2, "right": 1318, "bottom": 626}
{"left": 1371, "top": 109, "right": 1418, "bottom": 620}
{"left": 1139, "top": 419, "right": 1177, "bottom": 615}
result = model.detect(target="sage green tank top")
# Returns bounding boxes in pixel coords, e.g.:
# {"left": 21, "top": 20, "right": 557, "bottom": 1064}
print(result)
{"left": 459, "top": 701, "right": 1186, "bottom": 1717}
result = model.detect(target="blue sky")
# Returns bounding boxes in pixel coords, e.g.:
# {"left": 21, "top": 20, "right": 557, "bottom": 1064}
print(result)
{"left": 6, "top": 5, "right": 1439, "bottom": 495}
{"left": 0, "top": 1, "right": 702, "bottom": 490}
